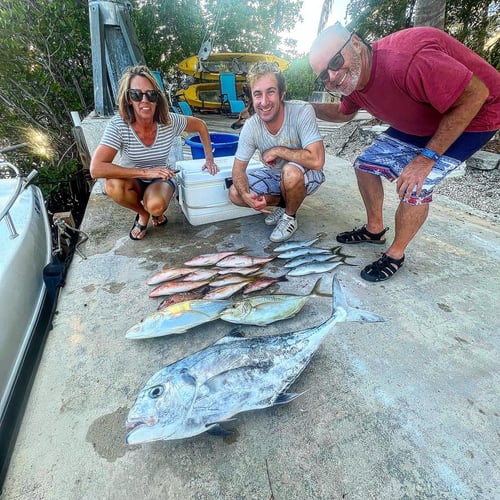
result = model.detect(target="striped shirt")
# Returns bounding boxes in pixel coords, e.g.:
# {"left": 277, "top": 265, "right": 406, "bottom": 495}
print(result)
{"left": 100, "top": 113, "right": 187, "bottom": 169}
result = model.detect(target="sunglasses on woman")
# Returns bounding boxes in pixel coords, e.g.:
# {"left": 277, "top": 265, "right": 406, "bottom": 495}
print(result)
{"left": 315, "top": 32, "right": 354, "bottom": 87}
{"left": 128, "top": 89, "right": 160, "bottom": 103}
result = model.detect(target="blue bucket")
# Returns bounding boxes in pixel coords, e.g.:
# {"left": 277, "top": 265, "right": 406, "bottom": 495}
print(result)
{"left": 186, "top": 133, "right": 239, "bottom": 159}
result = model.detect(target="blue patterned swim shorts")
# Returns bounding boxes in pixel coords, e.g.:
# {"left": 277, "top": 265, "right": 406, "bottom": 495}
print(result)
{"left": 354, "top": 134, "right": 462, "bottom": 205}
{"left": 247, "top": 164, "right": 325, "bottom": 197}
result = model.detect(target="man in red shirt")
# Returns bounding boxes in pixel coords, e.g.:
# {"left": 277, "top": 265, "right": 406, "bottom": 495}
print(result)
{"left": 309, "top": 24, "right": 499, "bottom": 282}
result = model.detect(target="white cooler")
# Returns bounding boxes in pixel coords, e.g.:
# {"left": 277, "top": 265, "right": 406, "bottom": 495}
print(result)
{"left": 176, "top": 156, "right": 265, "bottom": 226}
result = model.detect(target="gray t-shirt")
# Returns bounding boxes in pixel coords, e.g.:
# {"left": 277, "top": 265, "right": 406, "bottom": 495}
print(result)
{"left": 100, "top": 113, "right": 187, "bottom": 168}
{"left": 235, "top": 100, "right": 322, "bottom": 169}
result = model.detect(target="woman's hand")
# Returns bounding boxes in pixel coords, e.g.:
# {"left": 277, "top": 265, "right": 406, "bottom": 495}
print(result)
{"left": 140, "top": 167, "right": 177, "bottom": 180}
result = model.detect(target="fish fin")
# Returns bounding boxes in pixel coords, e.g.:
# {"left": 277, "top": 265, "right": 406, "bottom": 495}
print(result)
{"left": 227, "top": 326, "right": 245, "bottom": 337}
{"left": 206, "top": 423, "right": 234, "bottom": 437}
{"left": 332, "top": 274, "right": 386, "bottom": 323}
{"left": 273, "top": 392, "right": 302, "bottom": 405}
{"left": 310, "top": 277, "right": 332, "bottom": 298}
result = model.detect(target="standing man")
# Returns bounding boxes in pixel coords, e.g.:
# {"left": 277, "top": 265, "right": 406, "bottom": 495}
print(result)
{"left": 309, "top": 23, "right": 499, "bottom": 281}
{"left": 229, "top": 62, "right": 325, "bottom": 242}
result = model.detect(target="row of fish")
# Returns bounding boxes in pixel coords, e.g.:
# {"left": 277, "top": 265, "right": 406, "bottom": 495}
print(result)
{"left": 126, "top": 275, "right": 385, "bottom": 443}
{"left": 126, "top": 278, "right": 330, "bottom": 339}
{"left": 128, "top": 236, "right": 356, "bottom": 339}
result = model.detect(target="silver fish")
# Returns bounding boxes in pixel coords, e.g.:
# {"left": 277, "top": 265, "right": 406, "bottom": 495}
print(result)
{"left": 125, "top": 275, "right": 385, "bottom": 443}
{"left": 287, "top": 260, "right": 348, "bottom": 277}
{"left": 126, "top": 299, "right": 232, "bottom": 339}
{"left": 149, "top": 280, "right": 211, "bottom": 298}
{"left": 221, "top": 278, "right": 328, "bottom": 326}
{"left": 215, "top": 254, "right": 275, "bottom": 268}
{"left": 146, "top": 267, "right": 195, "bottom": 285}
{"left": 276, "top": 246, "right": 341, "bottom": 260}
{"left": 184, "top": 248, "right": 246, "bottom": 267}
{"left": 284, "top": 253, "right": 343, "bottom": 269}
{"left": 272, "top": 232, "right": 327, "bottom": 253}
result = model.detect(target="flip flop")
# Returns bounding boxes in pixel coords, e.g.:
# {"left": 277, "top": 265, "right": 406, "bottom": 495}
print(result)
{"left": 129, "top": 214, "right": 148, "bottom": 240}
{"left": 152, "top": 214, "right": 168, "bottom": 227}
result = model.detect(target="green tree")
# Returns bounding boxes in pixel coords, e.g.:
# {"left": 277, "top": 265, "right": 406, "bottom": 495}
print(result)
{"left": 344, "top": 0, "right": 498, "bottom": 68}
{"left": 285, "top": 57, "right": 317, "bottom": 100}
{"left": 0, "top": 0, "right": 93, "bottom": 151}
{"left": 200, "top": 0, "right": 302, "bottom": 57}
{"left": 131, "top": 0, "right": 205, "bottom": 73}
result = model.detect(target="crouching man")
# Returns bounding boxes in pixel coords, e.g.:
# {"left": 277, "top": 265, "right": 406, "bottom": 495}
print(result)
{"left": 229, "top": 62, "right": 325, "bottom": 243}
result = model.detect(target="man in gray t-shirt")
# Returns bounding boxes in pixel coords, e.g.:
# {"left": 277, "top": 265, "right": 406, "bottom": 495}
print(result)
{"left": 229, "top": 62, "right": 325, "bottom": 243}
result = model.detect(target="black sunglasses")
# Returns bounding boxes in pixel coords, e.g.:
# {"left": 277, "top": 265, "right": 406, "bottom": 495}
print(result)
{"left": 128, "top": 89, "right": 160, "bottom": 103}
{"left": 315, "top": 32, "right": 354, "bottom": 87}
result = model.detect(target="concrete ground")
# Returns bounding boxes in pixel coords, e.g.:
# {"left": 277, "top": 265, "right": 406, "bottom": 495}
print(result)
{"left": 2, "top": 147, "right": 499, "bottom": 498}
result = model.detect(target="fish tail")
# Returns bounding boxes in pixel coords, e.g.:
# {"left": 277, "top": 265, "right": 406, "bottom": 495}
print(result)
{"left": 332, "top": 275, "right": 385, "bottom": 323}
{"left": 310, "top": 277, "right": 332, "bottom": 298}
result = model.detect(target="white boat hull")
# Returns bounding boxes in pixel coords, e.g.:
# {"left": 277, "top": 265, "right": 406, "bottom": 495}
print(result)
{"left": 0, "top": 178, "right": 52, "bottom": 421}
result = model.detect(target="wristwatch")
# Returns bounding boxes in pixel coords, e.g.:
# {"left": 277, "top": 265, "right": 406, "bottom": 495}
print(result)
{"left": 420, "top": 148, "right": 440, "bottom": 161}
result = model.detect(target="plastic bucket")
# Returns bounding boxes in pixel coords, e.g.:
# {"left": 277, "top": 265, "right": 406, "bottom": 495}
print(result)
{"left": 185, "top": 133, "right": 239, "bottom": 159}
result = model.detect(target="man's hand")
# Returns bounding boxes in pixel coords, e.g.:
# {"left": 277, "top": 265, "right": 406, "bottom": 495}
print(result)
{"left": 242, "top": 192, "right": 272, "bottom": 213}
{"left": 396, "top": 156, "right": 434, "bottom": 201}
{"left": 261, "top": 148, "right": 279, "bottom": 167}
{"left": 202, "top": 157, "right": 219, "bottom": 175}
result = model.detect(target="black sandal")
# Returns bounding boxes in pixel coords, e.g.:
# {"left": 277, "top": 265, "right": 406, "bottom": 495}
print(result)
{"left": 361, "top": 253, "right": 404, "bottom": 282}
{"left": 336, "top": 225, "right": 389, "bottom": 245}
{"left": 129, "top": 214, "right": 148, "bottom": 240}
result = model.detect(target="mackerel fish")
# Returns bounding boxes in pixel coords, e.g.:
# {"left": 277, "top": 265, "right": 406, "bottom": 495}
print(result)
{"left": 276, "top": 246, "right": 341, "bottom": 260}
{"left": 272, "top": 232, "right": 327, "bottom": 253}
{"left": 126, "top": 299, "right": 232, "bottom": 339}
{"left": 284, "top": 253, "right": 343, "bottom": 269}
{"left": 220, "top": 277, "right": 328, "bottom": 326}
{"left": 287, "top": 259, "right": 349, "bottom": 277}
{"left": 125, "top": 275, "right": 385, "bottom": 443}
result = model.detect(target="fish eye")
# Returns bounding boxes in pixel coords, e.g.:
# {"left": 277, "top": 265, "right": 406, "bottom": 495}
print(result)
{"left": 148, "top": 385, "right": 164, "bottom": 399}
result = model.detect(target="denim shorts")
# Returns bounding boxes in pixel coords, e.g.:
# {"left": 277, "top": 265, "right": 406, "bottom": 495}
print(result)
{"left": 247, "top": 165, "right": 325, "bottom": 197}
{"left": 354, "top": 134, "right": 462, "bottom": 205}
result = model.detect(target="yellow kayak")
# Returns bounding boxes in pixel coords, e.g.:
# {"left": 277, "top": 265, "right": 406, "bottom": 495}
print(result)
{"left": 177, "top": 82, "right": 246, "bottom": 111}
{"left": 177, "top": 52, "right": 289, "bottom": 81}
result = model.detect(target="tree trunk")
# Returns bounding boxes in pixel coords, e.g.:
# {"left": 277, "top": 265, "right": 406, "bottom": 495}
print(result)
{"left": 414, "top": 0, "right": 446, "bottom": 29}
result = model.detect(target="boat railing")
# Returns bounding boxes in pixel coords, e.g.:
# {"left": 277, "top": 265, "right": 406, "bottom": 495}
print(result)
{"left": 0, "top": 161, "right": 38, "bottom": 239}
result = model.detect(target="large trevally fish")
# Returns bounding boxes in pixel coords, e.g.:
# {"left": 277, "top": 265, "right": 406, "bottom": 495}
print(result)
{"left": 125, "top": 275, "right": 385, "bottom": 443}
{"left": 126, "top": 299, "right": 232, "bottom": 339}
{"left": 220, "top": 278, "right": 328, "bottom": 326}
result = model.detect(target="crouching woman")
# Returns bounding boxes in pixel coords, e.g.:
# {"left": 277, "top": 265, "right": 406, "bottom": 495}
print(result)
{"left": 90, "top": 65, "right": 217, "bottom": 240}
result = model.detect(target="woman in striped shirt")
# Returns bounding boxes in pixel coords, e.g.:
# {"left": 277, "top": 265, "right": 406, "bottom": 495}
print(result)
{"left": 90, "top": 65, "right": 217, "bottom": 240}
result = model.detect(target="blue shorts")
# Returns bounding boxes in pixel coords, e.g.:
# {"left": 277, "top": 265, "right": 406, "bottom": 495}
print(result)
{"left": 247, "top": 165, "right": 325, "bottom": 197}
{"left": 354, "top": 129, "right": 496, "bottom": 205}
